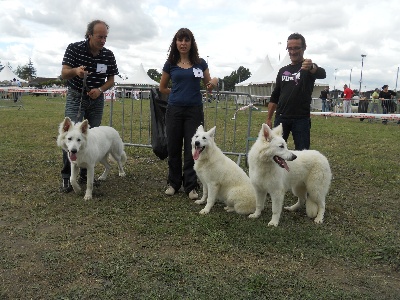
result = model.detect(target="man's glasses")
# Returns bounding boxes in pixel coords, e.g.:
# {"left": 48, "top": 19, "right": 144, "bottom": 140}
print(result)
{"left": 286, "top": 47, "right": 303, "bottom": 51}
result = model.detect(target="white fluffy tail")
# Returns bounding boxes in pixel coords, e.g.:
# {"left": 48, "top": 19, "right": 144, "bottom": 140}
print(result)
{"left": 109, "top": 151, "right": 127, "bottom": 165}
{"left": 306, "top": 199, "right": 318, "bottom": 218}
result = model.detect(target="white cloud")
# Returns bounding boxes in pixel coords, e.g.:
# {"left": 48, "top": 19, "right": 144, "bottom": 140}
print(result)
{"left": 0, "top": 0, "right": 399, "bottom": 91}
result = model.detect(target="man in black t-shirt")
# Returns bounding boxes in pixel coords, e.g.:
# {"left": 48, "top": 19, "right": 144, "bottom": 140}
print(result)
{"left": 266, "top": 33, "right": 326, "bottom": 150}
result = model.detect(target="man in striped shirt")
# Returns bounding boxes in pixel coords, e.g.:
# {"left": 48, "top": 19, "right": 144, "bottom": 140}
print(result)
{"left": 60, "top": 19, "right": 119, "bottom": 193}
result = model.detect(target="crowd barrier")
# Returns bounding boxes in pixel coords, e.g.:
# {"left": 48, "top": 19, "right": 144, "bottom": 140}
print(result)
{"left": 104, "top": 87, "right": 258, "bottom": 165}
{"left": 311, "top": 97, "right": 400, "bottom": 114}
{"left": 105, "top": 89, "right": 400, "bottom": 166}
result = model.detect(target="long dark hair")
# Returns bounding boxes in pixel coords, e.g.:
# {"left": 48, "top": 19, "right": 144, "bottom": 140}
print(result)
{"left": 166, "top": 28, "right": 201, "bottom": 65}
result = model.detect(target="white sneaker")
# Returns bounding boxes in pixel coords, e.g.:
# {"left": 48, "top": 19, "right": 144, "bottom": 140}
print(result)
{"left": 165, "top": 186, "right": 175, "bottom": 196}
{"left": 188, "top": 190, "right": 198, "bottom": 200}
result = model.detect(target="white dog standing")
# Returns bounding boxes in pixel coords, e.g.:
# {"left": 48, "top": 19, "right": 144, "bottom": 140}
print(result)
{"left": 57, "top": 117, "right": 127, "bottom": 200}
{"left": 192, "top": 125, "right": 256, "bottom": 215}
{"left": 248, "top": 123, "right": 331, "bottom": 226}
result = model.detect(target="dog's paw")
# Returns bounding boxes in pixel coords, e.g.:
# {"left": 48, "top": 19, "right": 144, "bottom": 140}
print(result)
{"left": 98, "top": 175, "right": 107, "bottom": 181}
{"left": 267, "top": 220, "right": 279, "bottom": 227}
{"left": 194, "top": 199, "right": 206, "bottom": 205}
{"left": 314, "top": 217, "right": 324, "bottom": 224}
{"left": 199, "top": 208, "right": 210, "bottom": 215}
{"left": 119, "top": 172, "right": 126, "bottom": 177}
{"left": 83, "top": 195, "right": 92, "bottom": 200}
{"left": 248, "top": 212, "right": 260, "bottom": 219}
{"left": 224, "top": 206, "right": 235, "bottom": 213}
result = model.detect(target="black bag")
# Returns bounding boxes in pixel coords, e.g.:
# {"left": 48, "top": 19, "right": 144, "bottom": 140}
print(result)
{"left": 150, "top": 88, "right": 168, "bottom": 160}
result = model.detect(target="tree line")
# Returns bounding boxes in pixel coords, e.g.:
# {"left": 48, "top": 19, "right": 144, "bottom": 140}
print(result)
{"left": 0, "top": 59, "right": 37, "bottom": 81}
{"left": 147, "top": 65, "right": 251, "bottom": 91}
{"left": 1, "top": 59, "right": 251, "bottom": 91}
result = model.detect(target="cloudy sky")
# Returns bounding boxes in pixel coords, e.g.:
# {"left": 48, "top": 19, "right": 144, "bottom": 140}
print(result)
{"left": 1, "top": 0, "right": 399, "bottom": 91}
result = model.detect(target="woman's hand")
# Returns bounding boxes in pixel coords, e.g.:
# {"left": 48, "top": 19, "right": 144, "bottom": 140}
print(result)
{"left": 206, "top": 77, "right": 218, "bottom": 91}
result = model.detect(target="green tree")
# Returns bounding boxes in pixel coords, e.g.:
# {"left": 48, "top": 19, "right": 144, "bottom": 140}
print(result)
{"left": 16, "top": 58, "right": 37, "bottom": 81}
{"left": 147, "top": 69, "right": 162, "bottom": 83}
{"left": 222, "top": 66, "right": 251, "bottom": 91}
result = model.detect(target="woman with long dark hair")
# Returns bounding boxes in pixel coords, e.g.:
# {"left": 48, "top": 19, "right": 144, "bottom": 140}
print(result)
{"left": 159, "top": 28, "right": 218, "bottom": 199}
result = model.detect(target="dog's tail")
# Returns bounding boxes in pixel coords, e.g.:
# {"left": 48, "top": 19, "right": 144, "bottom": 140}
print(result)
{"left": 109, "top": 151, "right": 127, "bottom": 165}
{"left": 305, "top": 199, "right": 318, "bottom": 218}
{"left": 121, "top": 151, "right": 127, "bottom": 164}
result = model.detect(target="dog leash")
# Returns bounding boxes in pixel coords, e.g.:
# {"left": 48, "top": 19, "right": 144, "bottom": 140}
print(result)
{"left": 76, "top": 72, "right": 88, "bottom": 122}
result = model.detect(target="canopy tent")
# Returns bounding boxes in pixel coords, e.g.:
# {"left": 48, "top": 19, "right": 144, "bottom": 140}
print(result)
{"left": 236, "top": 54, "right": 290, "bottom": 87}
{"left": 237, "top": 55, "right": 274, "bottom": 86}
{"left": 0, "top": 64, "right": 27, "bottom": 83}
{"left": 115, "top": 63, "right": 159, "bottom": 86}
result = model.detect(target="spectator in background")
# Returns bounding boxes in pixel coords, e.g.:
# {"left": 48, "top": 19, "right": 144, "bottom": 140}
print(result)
{"left": 342, "top": 84, "right": 354, "bottom": 113}
{"left": 370, "top": 88, "right": 380, "bottom": 117}
{"left": 319, "top": 86, "right": 330, "bottom": 112}
{"left": 379, "top": 84, "right": 396, "bottom": 124}
{"left": 11, "top": 78, "right": 19, "bottom": 102}
{"left": 358, "top": 92, "right": 369, "bottom": 121}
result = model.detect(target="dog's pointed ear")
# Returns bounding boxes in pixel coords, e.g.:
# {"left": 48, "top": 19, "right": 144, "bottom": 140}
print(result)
{"left": 262, "top": 123, "right": 272, "bottom": 141}
{"left": 209, "top": 126, "right": 216, "bottom": 138}
{"left": 80, "top": 119, "right": 90, "bottom": 134}
{"left": 197, "top": 125, "right": 204, "bottom": 133}
{"left": 274, "top": 123, "right": 283, "bottom": 136}
{"left": 61, "top": 117, "right": 73, "bottom": 133}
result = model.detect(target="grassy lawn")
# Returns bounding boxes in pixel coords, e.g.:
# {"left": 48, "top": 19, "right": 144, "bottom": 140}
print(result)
{"left": 0, "top": 95, "right": 399, "bottom": 299}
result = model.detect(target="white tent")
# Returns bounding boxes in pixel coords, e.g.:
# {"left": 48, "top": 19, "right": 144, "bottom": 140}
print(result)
{"left": 237, "top": 54, "right": 291, "bottom": 87}
{"left": 115, "top": 63, "right": 159, "bottom": 86}
{"left": 0, "top": 65, "right": 27, "bottom": 83}
{"left": 237, "top": 55, "right": 274, "bottom": 86}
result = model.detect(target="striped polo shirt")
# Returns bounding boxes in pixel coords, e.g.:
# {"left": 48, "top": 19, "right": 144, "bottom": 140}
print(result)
{"left": 62, "top": 40, "right": 119, "bottom": 91}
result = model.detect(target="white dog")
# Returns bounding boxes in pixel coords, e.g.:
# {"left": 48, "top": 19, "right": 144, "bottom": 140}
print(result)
{"left": 248, "top": 123, "right": 332, "bottom": 226}
{"left": 192, "top": 125, "right": 256, "bottom": 215}
{"left": 57, "top": 117, "right": 127, "bottom": 200}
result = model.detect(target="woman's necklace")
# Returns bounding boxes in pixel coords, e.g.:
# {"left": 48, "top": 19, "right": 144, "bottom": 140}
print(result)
{"left": 180, "top": 60, "right": 191, "bottom": 65}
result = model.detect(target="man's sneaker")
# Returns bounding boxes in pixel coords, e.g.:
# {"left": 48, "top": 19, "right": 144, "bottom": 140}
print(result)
{"left": 60, "top": 178, "right": 73, "bottom": 193}
{"left": 188, "top": 190, "right": 198, "bottom": 200}
{"left": 165, "top": 186, "right": 175, "bottom": 196}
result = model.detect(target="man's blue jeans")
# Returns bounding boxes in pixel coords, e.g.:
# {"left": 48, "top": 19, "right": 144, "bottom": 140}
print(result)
{"left": 274, "top": 116, "right": 311, "bottom": 150}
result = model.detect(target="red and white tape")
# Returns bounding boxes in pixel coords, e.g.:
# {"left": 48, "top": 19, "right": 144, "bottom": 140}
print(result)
{"left": 311, "top": 112, "right": 400, "bottom": 120}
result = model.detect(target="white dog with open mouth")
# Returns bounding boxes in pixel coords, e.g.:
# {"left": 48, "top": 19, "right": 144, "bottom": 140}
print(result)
{"left": 57, "top": 117, "right": 127, "bottom": 200}
{"left": 248, "top": 123, "right": 331, "bottom": 226}
{"left": 192, "top": 125, "right": 256, "bottom": 215}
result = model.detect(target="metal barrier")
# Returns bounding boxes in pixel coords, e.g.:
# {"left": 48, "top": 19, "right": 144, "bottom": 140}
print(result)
{"left": 104, "top": 87, "right": 258, "bottom": 165}
{"left": 0, "top": 88, "right": 24, "bottom": 110}
{"left": 312, "top": 97, "right": 399, "bottom": 114}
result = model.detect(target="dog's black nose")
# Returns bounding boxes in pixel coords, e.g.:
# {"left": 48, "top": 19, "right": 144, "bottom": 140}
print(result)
{"left": 71, "top": 150, "right": 77, "bottom": 154}
{"left": 292, "top": 154, "right": 297, "bottom": 160}
{"left": 195, "top": 141, "right": 200, "bottom": 146}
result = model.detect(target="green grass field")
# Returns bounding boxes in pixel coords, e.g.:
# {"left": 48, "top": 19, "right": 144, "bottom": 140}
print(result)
{"left": 0, "top": 95, "right": 399, "bottom": 299}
